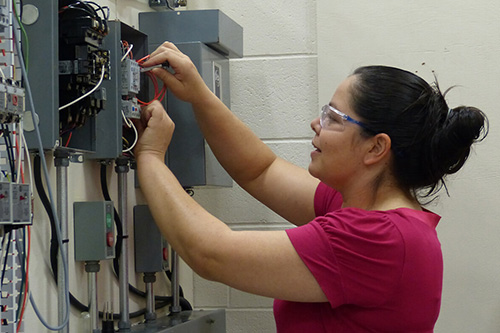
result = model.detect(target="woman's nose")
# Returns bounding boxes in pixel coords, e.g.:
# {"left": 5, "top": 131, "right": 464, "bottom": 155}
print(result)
{"left": 311, "top": 117, "right": 321, "bottom": 134}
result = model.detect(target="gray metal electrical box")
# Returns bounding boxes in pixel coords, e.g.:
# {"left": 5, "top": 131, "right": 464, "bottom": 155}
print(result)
{"left": 134, "top": 205, "right": 168, "bottom": 273}
{"left": 74, "top": 201, "right": 115, "bottom": 261}
{"left": 139, "top": 10, "right": 243, "bottom": 187}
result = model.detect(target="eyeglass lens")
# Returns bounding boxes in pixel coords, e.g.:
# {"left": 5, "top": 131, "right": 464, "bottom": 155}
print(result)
{"left": 320, "top": 105, "right": 345, "bottom": 131}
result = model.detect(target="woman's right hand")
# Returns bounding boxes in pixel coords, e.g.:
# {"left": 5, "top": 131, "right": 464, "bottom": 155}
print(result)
{"left": 142, "top": 42, "right": 213, "bottom": 104}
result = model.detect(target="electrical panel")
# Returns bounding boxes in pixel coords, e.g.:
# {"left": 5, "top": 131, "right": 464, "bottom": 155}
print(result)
{"left": 23, "top": 0, "right": 112, "bottom": 153}
{"left": 139, "top": 10, "right": 243, "bottom": 187}
{"left": 73, "top": 201, "right": 115, "bottom": 261}
{"left": 23, "top": 2, "right": 150, "bottom": 160}
{"left": 133, "top": 205, "right": 168, "bottom": 273}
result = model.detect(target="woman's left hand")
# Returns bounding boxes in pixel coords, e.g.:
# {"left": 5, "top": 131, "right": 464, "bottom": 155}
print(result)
{"left": 133, "top": 100, "right": 174, "bottom": 161}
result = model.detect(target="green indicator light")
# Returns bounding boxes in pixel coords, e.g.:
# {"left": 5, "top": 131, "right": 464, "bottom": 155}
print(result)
{"left": 106, "top": 214, "right": 112, "bottom": 228}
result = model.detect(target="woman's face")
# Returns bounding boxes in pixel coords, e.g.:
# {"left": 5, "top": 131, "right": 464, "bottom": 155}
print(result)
{"left": 309, "top": 76, "right": 369, "bottom": 189}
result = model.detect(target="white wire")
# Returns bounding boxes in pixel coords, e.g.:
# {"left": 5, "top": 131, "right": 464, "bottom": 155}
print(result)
{"left": 21, "top": 130, "right": 32, "bottom": 194}
{"left": 121, "top": 110, "right": 138, "bottom": 153}
{"left": 0, "top": 66, "right": 6, "bottom": 79}
{"left": 121, "top": 43, "right": 133, "bottom": 62}
{"left": 58, "top": 64, "right": 106, "bottom": 111}
{"left": 14, "top": 122, "right": 23, "bottom": 184}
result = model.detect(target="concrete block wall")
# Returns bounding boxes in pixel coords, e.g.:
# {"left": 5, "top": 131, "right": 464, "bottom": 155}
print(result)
{"left": 187, "top": 2, "right": 318, "bottom": 332}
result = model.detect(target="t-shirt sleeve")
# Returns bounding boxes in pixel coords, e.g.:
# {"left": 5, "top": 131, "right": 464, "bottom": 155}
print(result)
{"left": 314, "top": 182, "right": 343, "bottom": 216}
{"left": 286, "top": 210, "right": 405, "bottom": 308}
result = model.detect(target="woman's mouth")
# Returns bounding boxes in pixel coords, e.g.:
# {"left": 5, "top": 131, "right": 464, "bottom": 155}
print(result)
{"left": 312, "top": 142, "right": 321, "bottom": 152}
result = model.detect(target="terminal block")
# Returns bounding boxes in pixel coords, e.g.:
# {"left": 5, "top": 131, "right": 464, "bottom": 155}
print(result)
{"left": 0, "top": 79, "right": 24, "bottom": 123}
{"left": 0, "top": 182, "right": 32, "bottom": 225}
{"left": 12, "top": 183, "right": 31, "bottom": 225}
{"left": 0, "top": 181, "right": 11, "bottom": 223}
{"left": 122, "top": 98, "right": 140, "bottom": 119}
{"left": 121, "top": 58, "right": 140, "bottom": 95}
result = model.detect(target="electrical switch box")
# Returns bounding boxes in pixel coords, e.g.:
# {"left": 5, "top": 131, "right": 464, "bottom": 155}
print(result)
{"left": 74, "top": 201, "right": 115, "bottom": 261}
{"left": 134, "top": 205, "right": 168, "bottom": 273}
{"left": 139, "top": 10, "right": 243, "bottom": 187}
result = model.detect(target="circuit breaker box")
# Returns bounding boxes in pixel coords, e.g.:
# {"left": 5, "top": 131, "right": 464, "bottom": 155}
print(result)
{"left": 139, "top": 10, "right": 243, "bottom": 187}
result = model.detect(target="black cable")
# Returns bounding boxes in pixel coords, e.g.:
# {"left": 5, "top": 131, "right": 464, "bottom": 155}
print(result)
{"left": 14, "top": 228, "right": 27, "bottom": 321}
{"left": 1, "top": 125, "right": 16, "bottom": 181}
{"left": 34, "top": 155, "right": 89, "bottom": 312}
{"left": 165, "top": 269, "right": 184, "bottom": 298}
{"left": 84, "top": 1, "right": 110, "bottom": 20}
{"left": 0, "top": 230, "right": 13, "bottom": 288}
{"left": 165, "top": 0, "right": 174, "bottom": 10}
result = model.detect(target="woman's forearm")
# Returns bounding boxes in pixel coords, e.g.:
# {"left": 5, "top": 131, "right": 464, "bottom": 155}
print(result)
{"left": 190, "top": 90, "right": 278, "bottom": 187}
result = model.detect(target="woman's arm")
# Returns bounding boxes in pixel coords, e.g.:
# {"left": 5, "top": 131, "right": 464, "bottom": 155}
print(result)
{"left": 134, "top": 102, "right": 327, "bottom": 302}
{"left": 142, "top": 42, "right": 319, "bottom": 225}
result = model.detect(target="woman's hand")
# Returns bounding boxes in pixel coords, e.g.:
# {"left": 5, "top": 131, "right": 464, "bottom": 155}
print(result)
{"left": 142, "top": 42, "right": 213, "bottom": 104}
{"left": 134, "top": 100, "right": 174, "bottom": 161}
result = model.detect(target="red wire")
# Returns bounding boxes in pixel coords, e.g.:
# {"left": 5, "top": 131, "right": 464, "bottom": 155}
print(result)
{"left": 137, "top": 54, "right": 150, "bottom": 64}
{"left": 137, "top": 71, "right": 165, "bottom": 106}
{"left": 64, "top": 132, "right": 73, "bottom": 147}
{"left": 16, "top": 226, "right": 31, "bottom": 333}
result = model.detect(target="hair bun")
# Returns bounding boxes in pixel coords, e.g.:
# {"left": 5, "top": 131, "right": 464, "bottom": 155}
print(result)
{"left": 434, "top": 105, "right": 488, "bottom": 174}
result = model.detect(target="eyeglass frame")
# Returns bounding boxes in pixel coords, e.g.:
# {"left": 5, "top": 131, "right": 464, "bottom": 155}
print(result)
{"left": 320, "top": 104, "right": 374, "bottom": 132}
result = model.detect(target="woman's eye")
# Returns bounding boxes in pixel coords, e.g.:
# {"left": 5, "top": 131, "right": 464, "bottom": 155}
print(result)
{"left": 328, "top": 113, "right": 341, "bottom": 124}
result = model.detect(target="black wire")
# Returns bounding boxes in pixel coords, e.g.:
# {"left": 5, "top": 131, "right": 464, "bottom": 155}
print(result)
{"left": 84, "top": 1, "right": 110, "bottom": 20}
{"left": 14, "top": 228, "right": 26, "bottom": 321}
{"left": 34, "top": 155, "right": 90, "bottom": 312}
{"left": 1, "top": 125, "right": 16, "bottom": 181}
{"left": 165, "top": 0, "right": 174, "bottom": 10}
{"left": 33, "top": 155, "right": 58, "bottom": 277}
{"left": 0, "top": 231, "right": 13, "bottom": 288}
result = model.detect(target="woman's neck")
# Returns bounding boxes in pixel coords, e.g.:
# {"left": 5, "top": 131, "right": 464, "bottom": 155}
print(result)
{"left": 341, "top": 181, "right": 421, "bottom": 211}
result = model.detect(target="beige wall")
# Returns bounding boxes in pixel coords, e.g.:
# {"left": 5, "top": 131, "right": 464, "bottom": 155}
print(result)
{"left": 318, "top": 2, "right": 500, "bottom": 332}
{"left": 24, "top": 0, "right": 499, "bottom": 332}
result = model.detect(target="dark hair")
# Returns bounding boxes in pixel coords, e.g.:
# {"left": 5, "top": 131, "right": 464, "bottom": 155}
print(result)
{"left": 349, "top": 65, "right": 488, "bottom": 200}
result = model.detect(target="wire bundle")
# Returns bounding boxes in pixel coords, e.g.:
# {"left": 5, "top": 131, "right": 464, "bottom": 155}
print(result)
{"left": 136, "top": 55, "right": 167, "bottom": 106}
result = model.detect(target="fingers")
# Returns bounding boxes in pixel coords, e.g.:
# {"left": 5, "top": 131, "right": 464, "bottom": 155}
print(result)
{"left": 142, "top": 42, "right": 182, "bottom": 67}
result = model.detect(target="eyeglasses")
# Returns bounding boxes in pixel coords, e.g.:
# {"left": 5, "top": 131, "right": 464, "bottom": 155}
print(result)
{"left": 320, "top": 104, "right": 371, "bottom": 132}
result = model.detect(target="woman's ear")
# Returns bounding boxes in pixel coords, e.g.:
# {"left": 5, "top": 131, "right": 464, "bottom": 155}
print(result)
{"left": 364, "top": 133, "right": 392, "bottom": 165}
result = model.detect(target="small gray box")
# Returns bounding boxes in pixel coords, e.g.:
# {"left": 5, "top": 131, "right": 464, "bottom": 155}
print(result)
{"left": 74, "top": 201, "right": 115, "bottom": 261}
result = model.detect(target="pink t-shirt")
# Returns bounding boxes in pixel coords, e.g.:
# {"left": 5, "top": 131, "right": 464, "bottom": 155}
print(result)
{"left": 274, "top": 182, "right": 443, "bottom": 332}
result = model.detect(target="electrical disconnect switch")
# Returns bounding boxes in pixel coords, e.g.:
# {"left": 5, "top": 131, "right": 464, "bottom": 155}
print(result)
{"left": 134, "top": 205, "right": 168, "bottom": 273}
{"left": 74, "top": 201, "right": 115, "bottom": 261}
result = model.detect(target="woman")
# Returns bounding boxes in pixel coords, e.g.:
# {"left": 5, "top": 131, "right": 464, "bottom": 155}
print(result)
{"left": 134, "top": 42, "right": 488, "bottom": 332}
